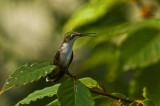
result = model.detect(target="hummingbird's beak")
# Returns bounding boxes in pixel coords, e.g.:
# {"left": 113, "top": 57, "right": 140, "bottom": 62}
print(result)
{"left": 78, "top": 33, "right": 96, "bottom": 37}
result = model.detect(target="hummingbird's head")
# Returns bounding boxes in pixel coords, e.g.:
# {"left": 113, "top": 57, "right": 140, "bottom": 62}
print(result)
{"left": 63, "top": 31, "right": 96, "bottom": 43}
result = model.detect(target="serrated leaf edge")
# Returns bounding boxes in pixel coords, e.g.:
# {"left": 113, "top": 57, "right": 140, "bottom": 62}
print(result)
{"left": 0, "top": 63, "right": 56, "bottom": 95}
{"left": 15, "top": 84, "right": 60, "bottom": 106}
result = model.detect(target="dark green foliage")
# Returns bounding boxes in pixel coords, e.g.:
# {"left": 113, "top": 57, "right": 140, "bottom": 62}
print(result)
{"left": 4, "top": 77, "right": 97, "bottom": 106}
{"left": 120, "top": 27, "right": 160, "bottom": 70}
{"left": 129, "top": 62, "right": 160, "bottom": 105}
{"left": 143, "top": 99, "right": 155, "bottom": 106}
{"left": 57, "top": 78, "right": 95, "bottom": 106}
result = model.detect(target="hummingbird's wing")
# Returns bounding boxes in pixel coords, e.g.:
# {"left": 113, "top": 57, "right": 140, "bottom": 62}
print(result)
{"left": 46, "top": 51, "right": 73, "bottom": 82}
{"left": 53, "top": 51, "right": 60, "bottom": 66}
{"left": 68, "top": 51, "right": 73, "bottom": 68}
{"left": 46, "top": 51, "right": 60, "bottom": 81}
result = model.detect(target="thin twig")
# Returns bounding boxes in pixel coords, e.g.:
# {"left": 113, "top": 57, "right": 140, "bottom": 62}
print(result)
{"left": 89, "top": 88, "right": 135, "bottom": 103}
{"left": 99, "top": 82, "right": 107, "bottom": 93}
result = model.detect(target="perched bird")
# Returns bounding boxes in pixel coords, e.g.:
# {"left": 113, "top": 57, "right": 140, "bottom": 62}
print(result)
{"left": 46, "top": 31, "right": 96, "bottom": 82}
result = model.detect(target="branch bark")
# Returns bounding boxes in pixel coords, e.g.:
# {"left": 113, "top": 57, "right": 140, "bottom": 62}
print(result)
{"left": 89, "top": 88, "right": 134, "bottom": 103}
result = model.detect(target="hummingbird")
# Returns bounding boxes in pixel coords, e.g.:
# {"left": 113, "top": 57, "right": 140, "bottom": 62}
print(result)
{"left": 46, "top": 31, "right": 96, "bottom": 82}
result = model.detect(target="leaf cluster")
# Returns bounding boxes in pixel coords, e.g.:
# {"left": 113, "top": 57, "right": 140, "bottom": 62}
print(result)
{"left": 63, "top": 0, "right": 160, "bottom": 105}
{"left": 0, "top": 62, "right": 153, "bottom": 106}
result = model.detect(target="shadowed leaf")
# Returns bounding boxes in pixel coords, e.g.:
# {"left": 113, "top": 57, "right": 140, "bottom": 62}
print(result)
{"left": 120, "top": 27, "right": 160, "bottom": 70}
{"left": 143, "top": 99, "right": 155, "bottom": 106}
{"left": 129, "top": 62, "right": 160, "bottom": 105}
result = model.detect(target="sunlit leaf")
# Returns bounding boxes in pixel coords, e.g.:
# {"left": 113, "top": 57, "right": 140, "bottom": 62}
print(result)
{"left": 68, "top": 1, "right": 129, "bottom": 48}
{"left": 46, "top": 99, "right": 60, "bottom": 106}
{"left": 0, "top": 62, "right": 56, "bottom": 95}
{"left": 142, "top": 87, "right": 149, "bottom": 99}
{"left": 79, "top": 77, "right": 98, "bottom": 88}
{"left": 15, "top": 84, "right": 60, "bottom": 106}
{"left": 63, "top": 0, "right": 126, "bottom": 32}
{"left": 58, "top": 78, "right": 95, "bottom": 106}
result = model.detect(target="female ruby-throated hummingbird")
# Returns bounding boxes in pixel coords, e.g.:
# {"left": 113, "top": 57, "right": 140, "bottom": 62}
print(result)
{"left": 46, "top": 31, "right": 96, "bottom": 82}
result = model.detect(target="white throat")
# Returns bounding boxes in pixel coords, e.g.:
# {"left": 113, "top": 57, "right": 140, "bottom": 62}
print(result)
{"left": 61, "top": 37, "right": 77, "bottom": 50}
{"left": 60, "top": 42, "right": 73, "bottom": 66}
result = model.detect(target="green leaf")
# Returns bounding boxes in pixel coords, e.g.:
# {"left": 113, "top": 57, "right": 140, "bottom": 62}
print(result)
{"left": 84, "top": 19, "right": 160, "bottom": 48}
{"left": 129, "top": 102, "right": 137, "bottom": 106}
{"left": 46, "top": 99, "right": 60, "bottom": 106}
{"left": 58, "top": 78, "right": 95, "bottom": 106}
{"left": 0, "top": 62, "right": 56, "bottom": 95}
{"left": 129, "top": 62, "right": 160, "bottom": 105}
{"left": 142, "top": 87, "right": 149, "bottom": 99}
{"left": 143, "top": 99, "right": 155, "bottom": 106}
{"left": 79, "top": 77, "right": 98, "bottom": 88}
{"left": 69, "top": 2, "right": 130, "bottom": 49}
{"left": 15, "top": 84, "right": 60, "bottom": 106}
{"left": 63, "top": 0, "right": 126, "bottom": 31}
{"left": 120, "top": 27, "right": 160, "bottom": 70}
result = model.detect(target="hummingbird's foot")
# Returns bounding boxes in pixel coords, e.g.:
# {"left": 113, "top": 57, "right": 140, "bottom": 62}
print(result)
{"left": 70, "top": 74, "right": 77, "bottom": 80}
{"left": 46, "top": 77, "right": 50, "bottom": 82}
{"left": 46, "top": 77, "right": 54, "bottom": 82}
{"left": 73, "top": 74, "right": 77, "bottom": 79}
{"left": 65, "top": 71, "right": 77, "bottom": 80}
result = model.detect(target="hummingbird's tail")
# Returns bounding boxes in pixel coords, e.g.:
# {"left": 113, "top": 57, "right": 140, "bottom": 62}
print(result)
{"left": 46, "top": 70, "right": 65, "bottom": 82}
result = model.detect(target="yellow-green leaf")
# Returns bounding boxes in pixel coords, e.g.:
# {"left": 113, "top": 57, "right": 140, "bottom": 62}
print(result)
{"left": 79, "top": 77, "right": 98, "bottom": 88}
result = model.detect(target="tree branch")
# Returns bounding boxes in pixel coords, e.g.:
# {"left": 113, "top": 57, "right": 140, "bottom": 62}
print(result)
{"left": 89, "top": 88, "right": 135, "bottom": 103}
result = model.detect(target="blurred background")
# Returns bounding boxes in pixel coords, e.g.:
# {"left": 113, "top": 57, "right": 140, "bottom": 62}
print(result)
{"left": 0, "top": 0, "right": 160, "bottom": 106}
